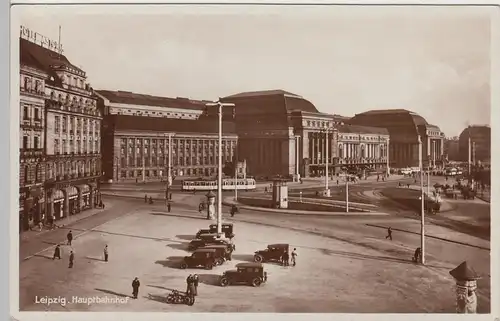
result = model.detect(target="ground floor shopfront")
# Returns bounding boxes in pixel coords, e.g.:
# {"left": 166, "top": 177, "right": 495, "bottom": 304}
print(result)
{"left": 18, "top": 176, "right": 102, "bottom": 232}
{"left": 305, "top": 160, "right": 389, "bottom": 177}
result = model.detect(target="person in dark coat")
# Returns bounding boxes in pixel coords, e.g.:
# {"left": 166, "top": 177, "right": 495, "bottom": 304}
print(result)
{"left": 413, "top": 247, "right": 422, "bottom": 263}
{"left": 67, "top": 231, "right": 73, "bottom": 246}
{"left": 283, "top": 250, "right": 289, "bottom": 266}
{"left": 167, "top": 203, "right": 171, "bottom": 212}
{"left": 68, "top": 251, "right": 74, "bottom": 268}
{"left": 385, "top": 227, "right": 393, "bottom": 241}
{"left": 144, "top": 195, "right": 148, "bottom": 203}
{"left": 193, "top": 274, "right": 199, "bottom": 296}
{"left": 186, "top": 274, "right": 193, "bottom": 295}
{"left": 53, "top": 244, "right": 61, "bottom": 260}
{"left": 104, "top": 245, "right": 109, "bottom": 262}
{"left": 132, "top": 277, "right": 140, "bottom": 299}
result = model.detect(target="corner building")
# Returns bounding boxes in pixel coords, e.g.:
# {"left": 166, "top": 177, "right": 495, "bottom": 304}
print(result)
{"left": 458, "top": 126, "right": 491, "bottom": 163}
{"left": 20, "top": 38, "right": 103, "bottom": 228}
{"left": 349, "top": 109, "right": 445, "bottom": 169}
{"left": 97, "top": 90, "right": 238, "bottom": 182}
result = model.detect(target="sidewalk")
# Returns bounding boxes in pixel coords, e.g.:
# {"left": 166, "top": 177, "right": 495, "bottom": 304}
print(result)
{"left": 20, "top": 199, "right": 118, "bottom": 242}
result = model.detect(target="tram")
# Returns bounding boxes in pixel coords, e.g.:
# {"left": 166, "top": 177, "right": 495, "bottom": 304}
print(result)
{"left": 181, "top": 178, "right": 256, "bottom": 192}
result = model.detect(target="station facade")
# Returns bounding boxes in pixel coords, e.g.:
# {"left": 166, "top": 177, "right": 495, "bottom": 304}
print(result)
{"left": 97, "top": 90, "right": 238, "bottom": 183}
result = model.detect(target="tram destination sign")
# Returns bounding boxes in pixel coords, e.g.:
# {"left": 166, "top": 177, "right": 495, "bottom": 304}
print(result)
{"left": 20, "top": 25, "right": 64, "bottom": 54}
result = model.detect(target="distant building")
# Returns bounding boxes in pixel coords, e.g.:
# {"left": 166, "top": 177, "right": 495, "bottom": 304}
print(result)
{"left": 221, "top": 90, "right": 389, "bottom": 178}
{"left": 349, "top": 109, "right": 445, "bottom": 168}
{"left": 458, "top": 125, "right": 491, "bottom": 163}
{"left": 443, "top": 137, "right": 460, "bottom": 161}
{"left": 19, "top": 35, "right": 102, "bottom": 231}
{"left": 97, "top": 90, "right": 238, "bottom": 182}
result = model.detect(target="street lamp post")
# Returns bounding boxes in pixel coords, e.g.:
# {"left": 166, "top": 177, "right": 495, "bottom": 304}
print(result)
{"left": 296, "top": 135, "right": 301, "bottom": 182}
{"left": 418, "top": 135, "right": 426, "bottom": 265}
{"left": 234, "top": 147, "right": 238, "bottom": 201}
{"left": 323, "top": 126, "right": 330, "bottom": 197}
{"left": 206, "top": 99, "right": 235, "bottom": 236}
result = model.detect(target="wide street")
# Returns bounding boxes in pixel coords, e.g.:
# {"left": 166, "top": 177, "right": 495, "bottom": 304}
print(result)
{"left": 18, "top": 176, "right": 490, "bottom": 313}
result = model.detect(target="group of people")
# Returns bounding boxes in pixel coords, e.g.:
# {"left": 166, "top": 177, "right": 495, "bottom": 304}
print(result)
{"left": 281, "top": 248, "right": 298, "bottom": 267}
{"left": 186, "top": 274, "right": 200, "bottom": 297}
{"left": 52, "top": 230, "right": 109, "bottom": 268}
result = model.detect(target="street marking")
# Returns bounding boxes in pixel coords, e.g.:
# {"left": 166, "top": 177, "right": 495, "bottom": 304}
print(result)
{"left": 22, "top": 207, "right": 142, "bottom": 261}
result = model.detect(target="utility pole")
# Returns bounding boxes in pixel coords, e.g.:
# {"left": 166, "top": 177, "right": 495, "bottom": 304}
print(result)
{"left": 296, "top": 136, "right": 300, "bottom": 182}
{"left": 324, "top": 126, "right": 330, "bottom": 197}
{"left": 206, "top": 99, "right": 235, "bottom": 236}
{"left": 418, "top": 135, "right": 425, "bottom": 265}
{"left": 234, "top": 146, "right": 238, "bottom": 201}
{"left": 386, "top": 137, "right": 390, "bottom": 176}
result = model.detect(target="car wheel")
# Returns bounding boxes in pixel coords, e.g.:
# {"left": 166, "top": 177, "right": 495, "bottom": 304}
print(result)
{"left": 252, "top": 277, "right": 262, "bottom": 287}
{"left": 220, "top": 277, "right": 229, "bottom": 287}
{"left": 166, "top": 296, "right": 174, "bottom": 304}
{"left": 254, "top": 254, "right": 263, "bottom": 263}
{"left": 205, "top": 263, "right": 213, "bottom": 270}
{"left": 216, "top": 258, "right": 223, "bottom": 266}
{"left": 180, "top": 262, "right": 188, "bottom": 269}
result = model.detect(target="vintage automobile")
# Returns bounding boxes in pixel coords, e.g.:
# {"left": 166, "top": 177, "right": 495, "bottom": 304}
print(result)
{"left": 219, "top": 262, "right": 268, "bottom": 287}
{"left": 188, "top": 234, "right": 233, "bottom": 251}
{"left": 180, "top": 248, "right": 217, "bottom": 270}
{"left": 200, "top": 244, "right": 233, "bottom": 265}
{"left": 209, "top": 223, "right": 235, "bottom": 239}
{"left": 195, "top": 228, "right": 211, "bottom": 239}
{"left": 254, "top": 243, "right": 289, "bottom": 263}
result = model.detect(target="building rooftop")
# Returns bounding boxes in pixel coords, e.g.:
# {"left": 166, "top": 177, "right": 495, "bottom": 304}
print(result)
{"left": 20, "top": 38, "right": 82, "bottom": 87}
{"left": 108, "top": 114, "right": 237, "bottom": 134}
{"left": 336, "top": 124, "right": 389, "bottom": 135}
{"left": 224, "top": 89, "right": 302, "bottom": 99}
{"left": 97, "top": 90, "right": 208, "bottom": 111}
{"left": 351, "top": 109, "right": 431, "bottom": 128}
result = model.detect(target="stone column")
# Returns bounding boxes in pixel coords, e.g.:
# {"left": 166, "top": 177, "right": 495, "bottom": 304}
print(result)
{"left": 89, "top": 187, "right": 94, "bottom": 209}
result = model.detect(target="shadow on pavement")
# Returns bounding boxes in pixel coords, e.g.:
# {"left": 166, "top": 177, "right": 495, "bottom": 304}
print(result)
{"left": 155, "top": 256, "right": 184, "bottom": 269}
{"left": 41, "top": 240, "right": 60, "bottom": 246}
{"left": 231, "top": 254, "right": 255, "bottom": 263}
{"left": 147, "top": 284, "right": 178, "bottom": 292}
{"left": 167, "top": 242, "right": 190, "bottom": 251}
{"left": 95, "top": 288, "right": 131, "bottom": 298}
{"left": 176, "top": 234, "right": 194, "bottom": 241}
{"left": 33, "top": 254, "right": 54, "bottom": 260}
{"left": 197, "top": 273, "right": 221, "bottom": 286}
{"left": 85, "top": 256, "right": 104, "bottom": 262}
{"left": 145, "top": 293, "right": 167, "bottom": 304}
{"left": 319, "top": 247, "right": 452, "bottom": 270}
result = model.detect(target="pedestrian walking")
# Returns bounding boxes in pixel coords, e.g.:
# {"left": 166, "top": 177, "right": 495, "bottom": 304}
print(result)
{"left": 167, "top": 203, "right": 171, "bottom": 212}
{"left": 132, "top": 277, "right": 140, "bottom": 299}
{"left": 104, "top": 245, "right": 109, "bottom": 262}
{"left": 291, "top": 248, "right": 298, "bottom": 267}
{"left": 169, "top": 193, "right": 173, "bottom": 200}
{"left": 53, "top": 244, "right": 61, "bottom": 260}
{"left": 385, "top": 227, "right": 393, "bottom": 241}
{"left": 67, "top": 230, "right": 73, "bottom": 246}
{"left": 283, "top": 250, "right": 289, "bottom": 266}
{"left": 145, "top": 195, "right": 148, "bottom": 203}
{"left": 186, "top": 274, "right": 193, "bottom": 295}
{"left": 193, "top": 274, "right": 199, "bottom": 296}
{"left": 68, "top": 251, "right": 74, "bottom": 268}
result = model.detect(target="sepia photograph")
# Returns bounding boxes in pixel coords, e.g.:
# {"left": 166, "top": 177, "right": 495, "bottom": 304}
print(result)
{"left": 12, "top": 3, "right": 494, "bottom": 315}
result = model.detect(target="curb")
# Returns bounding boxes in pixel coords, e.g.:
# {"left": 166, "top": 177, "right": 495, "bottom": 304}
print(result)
{"left": 231, "top": 196, "right": 372, "bottom": 212}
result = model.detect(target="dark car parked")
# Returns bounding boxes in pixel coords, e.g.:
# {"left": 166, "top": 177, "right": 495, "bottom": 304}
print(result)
{"left": 188, "top": 234, "right": 233, "bottom": 251}
{"left": 200, "top": 244, "right": 233, "bottom": 265}
{"left": 180, "top": 248, "right": 217, "bottom": 270}
{"left": 209, "top": 223, "right": 235, "bottom": 239}
{"left": 195, "top": 229, "right": 211, "bottom": 239}
{"left": 219, "top": 262, "right": 268, "bottom": 287}
{"left": 254, "top": 243, "right": 289, "bottom": 263}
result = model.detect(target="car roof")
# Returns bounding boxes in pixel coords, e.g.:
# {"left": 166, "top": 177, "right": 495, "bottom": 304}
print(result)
{"left": 199, "top": 233, "right": 218, "bottom": 237}
{"left": 201, "top": 245, "right": 227, "bottom": 249}
{"left": 236, "top": 262, "right": 263, "bottom": 268}
{"left": 268, "top": 243, "right": 289, "bottom": 248}
{"left": 194, "top": 248, "right": 216, "bottom": 253}
{"left": 197, "top": 228, "right": 210, "bottom": 231}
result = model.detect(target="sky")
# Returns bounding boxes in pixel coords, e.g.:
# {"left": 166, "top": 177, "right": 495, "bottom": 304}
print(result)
{"left": 14, "top": 5, "right": 492, "bottom": 137}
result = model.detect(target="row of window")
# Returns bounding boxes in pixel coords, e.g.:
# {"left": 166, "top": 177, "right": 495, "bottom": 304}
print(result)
{"left": 119, "top": 167, "right": 218, "bottom": 178}
{"left": 54, "top": 115, "right": 99, "bottom": 135}
{"left": 22, "top": 105, "right": 42, "bottom": 122}
{"left": 113, "top": 108, "right": 198, "bottom": 119}
{"left": 49, "top": 91, "right": 96, "bottom": 108}
{"left": 21, "top": 160, "right": 101, "bottom": 185}
{"left": 21, "top": 75, "right": 44, "bottom": 94}
{"left": 119, "top": 154, "right": 232, "bottom": 167}
{"left": 121, "top": 138, "right": 237, "bottom": 147}
{"left": 120, "top": 146, "right": 235, "bottom": 156}
{"left": 54, "top": 138, "right": 99, "bottom": 154}
{"left": 22, "top": 135, "right": 42, "bottom": 150}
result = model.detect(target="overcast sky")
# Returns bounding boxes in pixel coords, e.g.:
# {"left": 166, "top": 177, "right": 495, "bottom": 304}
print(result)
{"left": 15, "top": 5, "right": 492, "bottom": 136}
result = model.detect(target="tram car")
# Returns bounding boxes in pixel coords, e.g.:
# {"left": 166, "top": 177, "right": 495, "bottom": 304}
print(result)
{"left": 182, "top": 178, "right": 256, "bottom": 192}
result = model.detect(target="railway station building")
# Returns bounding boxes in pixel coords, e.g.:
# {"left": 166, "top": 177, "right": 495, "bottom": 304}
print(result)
{"left": 97, "top": 90, "right": 238, "bottom": 183}
{"left": 349, "top": 109, "right": 445, "bottom": 169}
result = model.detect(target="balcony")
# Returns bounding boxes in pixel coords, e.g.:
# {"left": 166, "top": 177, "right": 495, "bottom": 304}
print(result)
{"left": 20, "top": 87, "right": 46, "bottom": 99}
{"left": 20, "top": 148, "right": 44, "bottom": 158}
